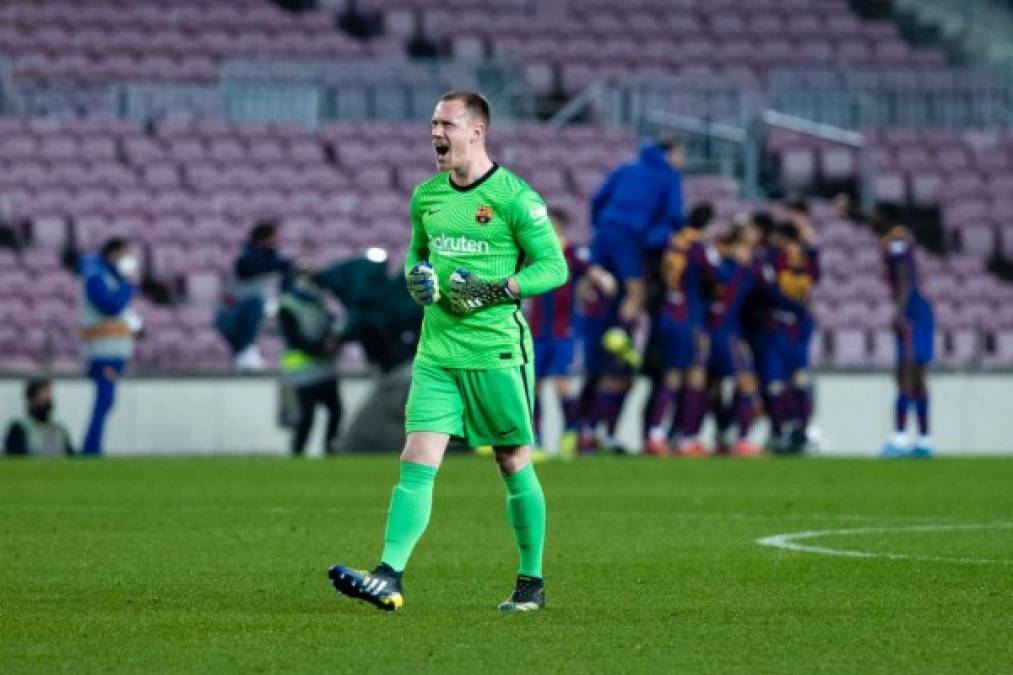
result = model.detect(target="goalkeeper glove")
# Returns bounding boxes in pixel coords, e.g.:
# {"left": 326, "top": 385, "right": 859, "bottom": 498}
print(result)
{"left": 448, "top": 268, "right": 516, "bottom": 314}
{"left": 407, "top": 261, "right": 440, "bottom": 306}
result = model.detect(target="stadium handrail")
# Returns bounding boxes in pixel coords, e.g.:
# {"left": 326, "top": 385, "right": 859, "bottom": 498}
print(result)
{"left": 3, "top": 58, "right": 535, "bottom": 124}
{"left": 760, "top": 110, "right": 872, "bottom": 207}
{"left": 892, "top": 0, "right": 1013, "bottom": 66}
{"left": 766, "top": 67, "right": 1013, "bottom": 129}
{"left": 552, "top": 78, "right": 874, "bottom": 203}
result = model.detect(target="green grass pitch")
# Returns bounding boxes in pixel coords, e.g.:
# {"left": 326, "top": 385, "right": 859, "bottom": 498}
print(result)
{"left": 2, "top": 455, "right": 1011, "bottom": 674}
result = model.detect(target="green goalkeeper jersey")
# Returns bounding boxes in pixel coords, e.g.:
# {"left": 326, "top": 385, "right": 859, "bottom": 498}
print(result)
{"left": 405, "top": 163, "right": 567, "bottom": 370}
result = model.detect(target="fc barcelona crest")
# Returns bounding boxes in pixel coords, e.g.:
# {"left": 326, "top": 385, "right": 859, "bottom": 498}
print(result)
{"left": 475, "top": 205, "right": 493, "bottom": 224}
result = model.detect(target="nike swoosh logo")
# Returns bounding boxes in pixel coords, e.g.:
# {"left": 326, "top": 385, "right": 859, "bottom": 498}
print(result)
{"left": 426, "top": 209, "right": 441, "bottom": 216}
{"left": 496, "top": 427, "right": 517, "bottom": 437}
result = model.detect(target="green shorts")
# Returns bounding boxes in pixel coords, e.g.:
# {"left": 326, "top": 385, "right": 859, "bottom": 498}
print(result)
{"left": 405, "top": 359, "right": 536, "bottom": 448}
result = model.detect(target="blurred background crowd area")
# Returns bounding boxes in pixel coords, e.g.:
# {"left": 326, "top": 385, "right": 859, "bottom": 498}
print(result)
{"left": 3, "top": 0, "right": 1013, "bottom": 375}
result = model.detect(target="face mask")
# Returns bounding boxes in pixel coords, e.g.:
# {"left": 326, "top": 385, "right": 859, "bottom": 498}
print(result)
{"left": 117, "top": 255, "right": 139, "bottom": 278}
{"left": 29, "top": 402, "right": 53, "bottom": 422}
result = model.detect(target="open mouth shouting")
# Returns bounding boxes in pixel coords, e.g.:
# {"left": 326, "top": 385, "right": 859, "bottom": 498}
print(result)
{"left": 433, "top": 140, "right": 450, "bottom": 169}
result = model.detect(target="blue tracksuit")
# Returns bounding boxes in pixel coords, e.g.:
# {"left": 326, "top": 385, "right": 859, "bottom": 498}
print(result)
{"left": 78, "top": 255, "right": 135, "bottom": 456}
{"left": 590, "top": 143, "right": 685, "bottom": 282}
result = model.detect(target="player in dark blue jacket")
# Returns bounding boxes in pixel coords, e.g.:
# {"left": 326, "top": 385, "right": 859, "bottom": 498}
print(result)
{"left": 591, "top": 137, "right": 685, "bottom": 324}
{"left": 583, "top": 136, "right": 685, "bottom": 452}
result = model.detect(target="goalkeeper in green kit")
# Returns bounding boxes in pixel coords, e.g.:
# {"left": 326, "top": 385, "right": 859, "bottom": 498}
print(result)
{"left": 328, "top": 91, "right": 567, "bottom": 612}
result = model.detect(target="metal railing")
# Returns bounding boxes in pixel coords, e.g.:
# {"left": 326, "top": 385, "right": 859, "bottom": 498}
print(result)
{"left": 766, "top": 68, "right": 1013, "bottom": 129}
{"left": 551, "top": 76, "right": 872, "bottom": 202}
{"left": 222, "top": 58, "right": 533, "bottom": 121}
{"left": 759, "top": 110, "right": 872, "bottom": 208}
{"left": 1, "top": 58, "right": 535, "bottom": 126}
{"left": 552, "top": 74, "right": 758, "bottom": 129}
{"left": 553, "top": 68, "right": 1013, "bottom": 132}
{"left": 551, "top": 75, "right": 760, "bottom": 187}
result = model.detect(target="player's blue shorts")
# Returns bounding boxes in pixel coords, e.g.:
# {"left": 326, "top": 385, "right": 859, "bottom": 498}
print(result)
{"left": 582, "top": 316, "right": 609, "bottom": 377}
{"left": 757, "top": 331, "right": 811, "bottom": 385}
{"left": 657, "top": 315, "right": 707, "bottom": 370}
{"left": 533, "top": 336, "right": 575, "bottom": 378}
{"left": 707, "top": 329, "right": 753, "bottom": 378}
{"left": 581, "top": 314, "right": 630, "bottom": 377}
{"left": 591, "top": 225, "right": 644, "bottom": 282}
{"left": 897, "top": 295, "right": 934, "bottom": 365}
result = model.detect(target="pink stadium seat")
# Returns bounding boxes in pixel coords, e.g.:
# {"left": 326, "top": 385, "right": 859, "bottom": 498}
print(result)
{"left": 873, "top": 172, "right": 906, "bottom": 202}
{"left": 144, "top": 163, "right": 181, "bottom": 189}
{"left": 780, "top": 148, "right": 816, "bottom": 189}
{"left": 983, "top": 330, "right": 1013, "bottom": 366}
{"left": 938, "top": 328, "right": 979, "bottom": 367}
{"left": 185, "top": 271, "right": 223, "bottom": 306}
{"left": 288, "top": 139, "right": 327, "bottom": 166}
{"left": 168, "top": 138, "right": 206, "bottom": 163}
{"left": 909, "top": 173, "right": 942, "bottom": 207}
{"left": 209, "top": 138, "right": 246, "bottom": 164}
{"left": 29, "top": 216, "right": 69, "bottom": 251}
{"left": 831, "top": 328, "right": 868, "bottom": 368}
{"left": 959, "top": 224, "right": 996, "bottom": 258}
{"left": 819, "top": 147, "right": 856, "bottom": 182}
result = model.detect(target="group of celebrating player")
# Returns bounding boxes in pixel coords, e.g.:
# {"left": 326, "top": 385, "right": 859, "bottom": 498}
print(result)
{"left": 529, "top": 139, "right": 934, "bottom": 460}
{"left": 529, "top": 193, "right": 820, "bottom": 459}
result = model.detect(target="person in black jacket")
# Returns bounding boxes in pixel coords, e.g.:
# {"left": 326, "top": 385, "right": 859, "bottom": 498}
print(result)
{"left": 215, "top": 221, "right": 294, "bottom": 371}
{"left": 4, "top": 378, "right": 74, "bottom": 456}
{"left": 278, "top": 273, "right": 342, "bottom": 456}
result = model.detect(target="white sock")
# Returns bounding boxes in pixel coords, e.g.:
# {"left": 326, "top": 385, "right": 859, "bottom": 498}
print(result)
{"left": 891, "top": 432, "right": 910, "bottom": 449}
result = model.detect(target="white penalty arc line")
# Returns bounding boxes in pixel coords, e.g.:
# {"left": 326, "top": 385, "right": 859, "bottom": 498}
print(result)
{"left": 756, "top": 522, "right": 1013, "bottom": 565}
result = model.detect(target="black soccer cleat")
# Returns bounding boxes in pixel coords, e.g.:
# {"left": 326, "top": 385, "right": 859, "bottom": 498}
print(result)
{"left": 787, "top": 426, "right": 809, "bottom": 455}
{"left": 498, "top": 575, "right": 545, "bottom": 612}
{"left": 328, "top": 563, "right": 404, "bottom": 611}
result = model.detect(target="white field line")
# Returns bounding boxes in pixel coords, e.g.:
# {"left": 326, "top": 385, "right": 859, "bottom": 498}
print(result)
{"left": 757, "top": 522, "right": 1013, "bottom": 565}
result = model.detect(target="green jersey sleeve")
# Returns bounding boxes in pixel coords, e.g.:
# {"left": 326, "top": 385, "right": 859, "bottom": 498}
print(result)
{"left": 509, "top": 190, "right": 568, "bottom": 298}
{"left": 404, "top": 188, "right": 428, "bottom": 275}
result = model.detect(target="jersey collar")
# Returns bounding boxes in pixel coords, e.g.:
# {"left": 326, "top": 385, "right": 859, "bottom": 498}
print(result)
{"left": 449, "top": 162, "right": 499, "bottom": 192}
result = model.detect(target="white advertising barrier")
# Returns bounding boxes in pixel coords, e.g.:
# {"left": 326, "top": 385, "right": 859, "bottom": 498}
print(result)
{"left": 0, "top": 373, "right": 1011, "bottom": 456}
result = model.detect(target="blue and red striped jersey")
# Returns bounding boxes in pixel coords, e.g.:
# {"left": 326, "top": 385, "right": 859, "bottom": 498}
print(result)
{"left": 881, "top": 226, "right": 924, "bottom": 305}
{"left": 527, "top": 242, "right": 589, "bottom": 339}
{"left": 659, "top": 228, "right": 711, "bottom": 324}
{"left": 764, "top": 241, "right": 820, "bottom": 338}
{"left": 707, "top": 256, "right": 757, "bottom": 333}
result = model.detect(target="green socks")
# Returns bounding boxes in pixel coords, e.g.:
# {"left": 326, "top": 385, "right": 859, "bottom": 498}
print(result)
{"left": 379, "top": 460, "right": 545, "bottom": 578}
{"left": 380, "top": 461, "right": 438, "bottom": 572}
{"left": 503, "top": 463, "right": 546, "bottom": 578}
